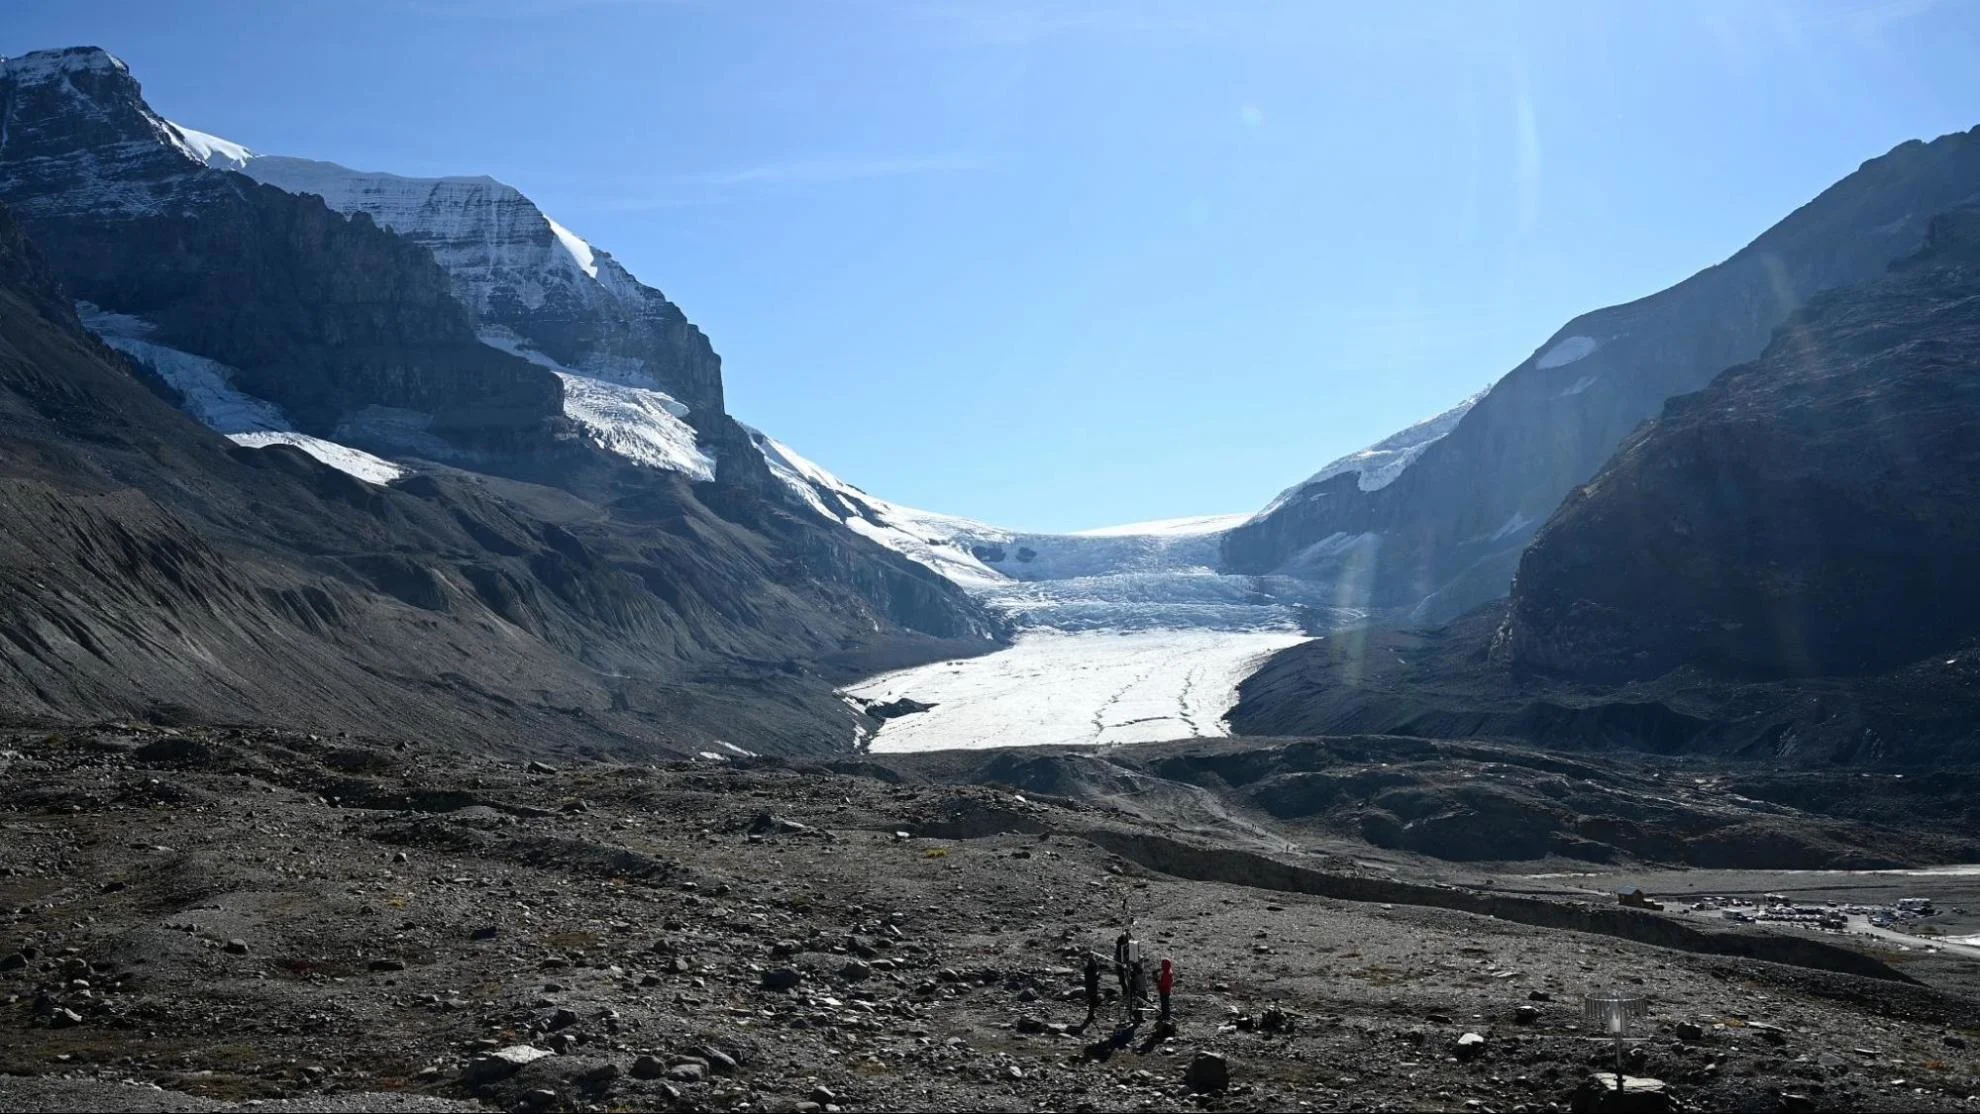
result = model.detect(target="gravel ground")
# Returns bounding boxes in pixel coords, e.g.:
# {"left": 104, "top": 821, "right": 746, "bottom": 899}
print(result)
{"left": 4, "top": 725, "right": 1980, "bottom": 1112}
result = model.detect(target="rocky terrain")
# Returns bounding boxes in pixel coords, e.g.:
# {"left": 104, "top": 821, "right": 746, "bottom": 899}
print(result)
{"left": 1499, "top": 206, "right": 1980, "bottom": 684}
{"left": 1222, "top": 124, "right": 1980, "bottom": 625}
{"left": 8, "top": 723, "right": 1980, "bottom": 1113}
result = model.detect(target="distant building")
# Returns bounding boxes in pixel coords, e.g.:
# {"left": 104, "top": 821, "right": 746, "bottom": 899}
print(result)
{"left": 1617, "top": 887, "right": 1665, "bottom": 912}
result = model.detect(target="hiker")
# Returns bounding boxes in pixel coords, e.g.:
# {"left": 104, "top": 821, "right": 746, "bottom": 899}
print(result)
{"left": 1128, "top": 957, "right": 1148, "bottom": 1024}
{"left": 1081, "top": 951, "right": 1101, "bottom": 1029}
{"left": 1114, "top": 930, "right": 1132, "bottom": 1003}
{"left": 1157, "top": 956, "right": 1175, "bottom": 1023}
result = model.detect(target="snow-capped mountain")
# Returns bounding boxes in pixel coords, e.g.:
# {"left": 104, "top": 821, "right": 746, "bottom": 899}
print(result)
{"left": 0, "top": 45, "right": 1001, "bottom": 724}
{"left": 151, "top": 132, "right": 729, "bottom": 485}
{"left": 1225, "top": 125, "right": 1980, "bottom": 623}
{"left": 221, "top": 151, "right": 725, "bottom": 416}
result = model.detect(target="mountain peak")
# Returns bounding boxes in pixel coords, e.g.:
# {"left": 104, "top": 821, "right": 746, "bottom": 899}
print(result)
{"left": 0, "top": 45, "right": 130, "bottom": 83}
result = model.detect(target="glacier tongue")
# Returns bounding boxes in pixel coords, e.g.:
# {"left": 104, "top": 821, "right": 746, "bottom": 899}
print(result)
{"left": 847, "top": 628, "right": 1309, "bottom": 752}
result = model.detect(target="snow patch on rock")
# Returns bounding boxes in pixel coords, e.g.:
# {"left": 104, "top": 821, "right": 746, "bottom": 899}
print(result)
{"left": 168, "top": 123, "right": 252, "bottom": 171}
{"left": 81, "top": 306, "right": 405, "bottom": 485}
{"left": 555, "top": 372, "right": 714, "bottom": 481}
{"left": 1259, "top": 388, "right": 1486, "bottom": 515}
{"left": 1536, "top": 334, "right": 1600, "bottom": 369}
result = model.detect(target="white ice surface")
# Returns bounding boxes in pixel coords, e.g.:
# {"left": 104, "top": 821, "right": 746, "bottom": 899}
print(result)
{"left": 1258, "top": 387, "right": 1487, "bottom": 513}
{"left": 226, "top": 431, "right": 407, "bottom": 485}
{"left": 554, "top": 371, "right": 714, "bottom": 481}
{"left": 81, "top": 308, "right": 405, "bottom": 485}
{"left": 847, "top": 629, "right": 1309, "bottom": 752}
{"left": 544, "top": 216, "right": 599, "bottom": 279}
{"left": 477, "top": 327, "right": 713, "bottom": 480}
{"left": 1071, "top": 513, "right": 1249, "bottom": 538}
{"left": 1536, "top": 335, "right": 1600, "bottom": 369}
{"left": 168, "top": 122, "right": 253, "bottom": 171}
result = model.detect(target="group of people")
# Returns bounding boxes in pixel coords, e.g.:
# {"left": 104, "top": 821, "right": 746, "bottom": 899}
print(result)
{"left": 1079, "top": 927, "right": 1174, "bottom": 1031}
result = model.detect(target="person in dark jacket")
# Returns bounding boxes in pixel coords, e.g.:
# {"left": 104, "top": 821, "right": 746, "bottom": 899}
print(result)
{"left": 1081, "top": 951, "right": 1101, "bottom": 1030}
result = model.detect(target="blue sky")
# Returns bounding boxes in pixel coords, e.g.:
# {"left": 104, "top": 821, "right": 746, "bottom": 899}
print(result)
{"left": 8, "top": 0, "right": 1979, "bottom": 531}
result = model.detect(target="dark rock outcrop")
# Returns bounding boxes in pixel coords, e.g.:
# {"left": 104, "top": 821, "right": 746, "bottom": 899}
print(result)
{"left": 1231, "top": 210, "right": 1980, "bottom": 767}
{"left": 0, "top": 47, "right": 564, "bottom": 454}
{"left": 1500, "top": 206, "right": 1980, "bottom": 681}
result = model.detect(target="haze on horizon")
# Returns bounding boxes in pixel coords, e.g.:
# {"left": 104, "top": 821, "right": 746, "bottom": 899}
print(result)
{"left": 6, "top": 0, "right": 1980, "bottom": 532}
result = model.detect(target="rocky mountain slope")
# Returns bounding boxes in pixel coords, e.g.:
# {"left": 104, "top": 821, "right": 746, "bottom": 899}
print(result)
{"left": 1232, "top": 208, "right": 1980, "bottom": 767}
{"left": 0, "top": 46, "right": 1005, "bottom": 754}
{"left": 1224, "top": 125, "right": 1980, "bottom": 625}
{"left": 1499, "top": 205, "right": 1980, "bottom": 682}
{"left": 0, "top": 197, "right": 974, "bottom": 756}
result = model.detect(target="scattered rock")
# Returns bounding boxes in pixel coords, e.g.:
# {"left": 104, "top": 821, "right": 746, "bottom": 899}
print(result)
{"left": 761, "top": 966, "right": 803, "bottom": 992}
{"left": 464, "top": 1045, "right": 554, "bottom": 1085}
{"left": 368, "top": 957, "right": 406, "bottom": 972}
{"left": 223, "top": 939, "right": 249, "bottom": 956}
{"left": 1675, "top": 1021, "right": 1704, "bottom": 1042}
{"left": 1183, "top": 1051, "right": 1230, "bottom": 1092}
{"left": 1515, "top": 1005, "right": 1541, "bottom": 1025}
{"left": 630, "top": 1054, "right": 667, "bottom": 1081}
{"left": 1454, "top": 1032, "right": 1487, "bottom": 1061}
{"left": 1569, "top": 1074, "right": 1672, "bottom": 1114}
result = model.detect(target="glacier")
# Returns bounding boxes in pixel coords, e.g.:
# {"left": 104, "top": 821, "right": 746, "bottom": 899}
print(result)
{"left": 81, "top": 305, "right": 406, "bottom": 485}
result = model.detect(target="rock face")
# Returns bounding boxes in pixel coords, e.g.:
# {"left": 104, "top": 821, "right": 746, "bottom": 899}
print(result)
{"left": 233, "top": 155, "right": 726, "bottom": 422}
{"left": 1498, "top": 206, "right": 1980, "bottom": 682}
{"left": 1223, "top": 126, "right": 1980, "bottom": 623}
{"left": 0, "top": 48, "right": 565, "bottom": 455}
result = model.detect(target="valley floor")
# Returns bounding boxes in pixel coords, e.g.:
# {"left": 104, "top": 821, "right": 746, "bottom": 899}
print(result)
{"left": 845, "top": 629, "right": 1310, "bottom": 752}
{"left": 6, "top": 726, "right": 1980, "bottom": 1113}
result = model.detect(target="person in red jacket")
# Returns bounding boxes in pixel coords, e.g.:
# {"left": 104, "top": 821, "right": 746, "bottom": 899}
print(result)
{"left": 1156, "top": 957, "right": 1175, "bottom": 1023}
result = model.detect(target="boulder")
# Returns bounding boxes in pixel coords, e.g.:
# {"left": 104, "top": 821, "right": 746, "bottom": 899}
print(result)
{"left": 1569, "top": 1073, "right": 1673, "bottom": 1114}
{"left": 464, "top": 1045, "right": 555, "bottom": 1085}
{"left": 1183, "top": 1051, "right": 1230, "bottom": 1091}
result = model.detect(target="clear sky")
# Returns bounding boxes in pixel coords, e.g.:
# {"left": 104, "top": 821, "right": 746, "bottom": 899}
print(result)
{"left": 7, "top": 1, "right": 1979, "bottom": 531}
